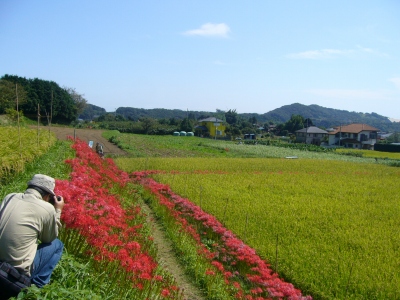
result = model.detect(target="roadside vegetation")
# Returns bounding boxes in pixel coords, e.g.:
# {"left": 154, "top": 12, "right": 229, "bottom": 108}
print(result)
{"left": 1, "top": 123, "right": 399, "bottom": 299}
{"left": 0, "top": 126, "right": 56, "bottom": 184}
{"left": 111, "top": 132, "right": 399, "bottom": 299}
{"left": 335, "top": 148, "right": 400, "bottom": 160}
{"left": 117, "top": 157, "right": 400, "bottom": 299}
{"left": 1, "top": 139, "right": 185, "bottom": 299}
{"left": 104, "top": 131, "right": 400, "bottom": 166}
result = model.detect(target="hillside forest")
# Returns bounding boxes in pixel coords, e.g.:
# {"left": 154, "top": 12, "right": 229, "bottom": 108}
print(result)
{"left": 1, "top": 74, "right": 399, "bottom": 138}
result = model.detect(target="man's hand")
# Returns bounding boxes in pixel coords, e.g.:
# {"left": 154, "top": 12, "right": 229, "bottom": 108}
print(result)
{"left": 53, "top": 196, "right": 65, "bottom": 211}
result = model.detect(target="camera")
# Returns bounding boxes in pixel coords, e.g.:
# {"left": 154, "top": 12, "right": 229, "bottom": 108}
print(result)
{"left": 49, "top": 196, "right": 62, "bottom": 205}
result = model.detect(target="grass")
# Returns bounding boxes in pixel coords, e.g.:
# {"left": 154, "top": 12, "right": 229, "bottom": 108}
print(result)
{"left": 103, "top": 131, "right": 400, "bottom": 166}
{"left": 0, "top": 140, "right": 73, "bottom": 199}
{"left": 2, "top": 128, "right": 399, "bottom": 299}
{"left": 0, "top": 141, "right": 109, "bottom": 299}
{"left": 102, "top": 130, "right": 234, "bottom": 157}
{"left": 336, "top": 147, "right": 400, "bottom": 160}
{"left": 0, "top": 126, "right": 57, "bottom": 183}
{"left": 2, "top": 138, "right": 186, "bottom": 299}
{"left": 111, "top": 132, "right": 400, "bottom": 300}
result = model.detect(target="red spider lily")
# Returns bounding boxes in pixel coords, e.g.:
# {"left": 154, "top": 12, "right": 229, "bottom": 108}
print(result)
{"left": 54, "top": 139, "right": 182, "bottom": 298}
{"left": 132, "top": 172, "right": 312, "bottom": 300}
{"left": 161, "top": 289, "right": 171, "bottom": 297}
{"left": 205, "top": 269, "right": 216, "bottom": 276}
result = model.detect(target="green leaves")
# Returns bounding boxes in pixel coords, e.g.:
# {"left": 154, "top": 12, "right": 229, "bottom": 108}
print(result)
{"left": 0, "top": 127, "right": 57, "bottom": 185}
{"left": 1, "top": 75, "right": 79, "bottom": 124}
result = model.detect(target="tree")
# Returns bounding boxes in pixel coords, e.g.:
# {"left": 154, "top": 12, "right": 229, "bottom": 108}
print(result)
{"left": 80, "top": 104, "right": 106, "bottom": 120}
{"left": 168, "top": 117, "right": 180, "bottom": 126}
{"left": 179, "top": 117, "right": 194, "bottom": 132}
{"left": 0, "top": 80, "right": 27, "bottom": 113}
{"left": 304, "top": 118, "right": 314, "bottom": 127}
{"left": 188, "top": 112, "right": 196, "bottom": 120}
{"left": 386, "top": 132, "right": 400, "bottom": 143}
{"left": 215, "top": 109, "right": 226, "bottom": 121}
{"left": 1, "top": 75, "right": 77, "bottom": 123}
{"left": 284, "top": 114, "right": 306, "bottom": 133}
{"left": 225, "top": 124, "right": 241, "bottom": 137}
{"left": 248, "top": 116, "right": 257, "bottom": 125}
{"left": 225, "top": 109, "right": 238, "bottom": 125}
{"left": 140, "top": 117, "right": 156, "bottom": 134}
{"left": 275, "top": 123, "right": 284, "bottom": 135}
{"left": 64, "top": 87, "right": 88, "bottom": 115}
{"left": 97, "top": 113, "right": 117, "bottom": 122}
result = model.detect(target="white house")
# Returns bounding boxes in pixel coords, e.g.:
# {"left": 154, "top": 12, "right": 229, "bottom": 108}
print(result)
{"left": 295, "top": 126, "right": 328, "bottom": 145}
{"left": 327, "top": 123, "right": 379, "bottom": 149}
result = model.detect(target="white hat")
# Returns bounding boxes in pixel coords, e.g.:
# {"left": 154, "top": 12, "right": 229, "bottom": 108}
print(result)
{"left": 27, "top": 174, "right": 56, "bottom": 196}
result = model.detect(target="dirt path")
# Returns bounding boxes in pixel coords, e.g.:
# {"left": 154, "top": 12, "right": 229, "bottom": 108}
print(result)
{"left": 35, "top": 126, "right": 127, "bottom": 156}
{"left": 45, "top": 126, "right": 205, "bottom": 299}
{"left": 141, "top": 203, "right": 205, "bottom": 300}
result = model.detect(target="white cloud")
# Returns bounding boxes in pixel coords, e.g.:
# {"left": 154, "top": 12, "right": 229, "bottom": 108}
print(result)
{"left": 287, "top": 49, "right": 354, "bottom": 59}
{"left": 213, "top": 60, "right": 226, "bottom": 65}
{"left": 183, "top": 23, "right": 230, "bottom": 38}
{"left": 356, "top": 45, "right": 374, "bottom": 53}
{"left": 287, "top": 46, "right": 389, "bottom": 60}
{"left": 389, "top": 77, "right": 400, "bottom": 89}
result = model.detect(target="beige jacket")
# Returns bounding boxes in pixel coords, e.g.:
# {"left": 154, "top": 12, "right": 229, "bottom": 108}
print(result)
{"left": 0, "top": 189, "right": 61, "bottom": 276}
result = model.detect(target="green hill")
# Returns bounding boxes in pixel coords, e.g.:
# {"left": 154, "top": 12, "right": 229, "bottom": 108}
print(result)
{"left": 83, "top": 103, "right": 399, "bottom": 132}
{"left": 253, "top": 103, "right": 397, "bottom": 131}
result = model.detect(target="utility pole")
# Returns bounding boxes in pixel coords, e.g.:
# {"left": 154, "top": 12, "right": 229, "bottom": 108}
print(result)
{"left": 49, "top": 90, "right": 53, "bottom": 139}
{"left": 305, "top": 118, "right": 309, "bottom": 144}
{"left": 16, "top": 84, "right": 22, "bottom": 157}
{"left": 37, "top": 103, "right": 40, "bottom": 147}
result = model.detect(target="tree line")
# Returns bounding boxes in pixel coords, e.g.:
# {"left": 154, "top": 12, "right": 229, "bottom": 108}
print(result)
{"left": 83, "top": 108, "right": 316, "bottom": 138}
{"left": 0, "top": 74, "right": 87, "bottom": 124}
{"left": 2, "top": 74, "right": 398, "bottom": 135}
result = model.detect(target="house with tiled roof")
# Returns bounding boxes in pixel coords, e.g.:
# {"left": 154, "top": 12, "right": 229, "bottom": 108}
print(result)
{"left": 195, "top": 117, "right": 226, "bottom": 138}
{"left": 327, "top": 123, "right": 379, "bottom": 149}
{"left": 295, "top": 126, "right": 328, "bottom": 145}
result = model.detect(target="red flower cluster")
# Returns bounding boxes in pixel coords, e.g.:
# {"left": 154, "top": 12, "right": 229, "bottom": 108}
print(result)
{"left": 132, "top": 172, "right": 312, "bottom": 300}
{"left": 55, "top": 139, "right": 181, "bottom": 298}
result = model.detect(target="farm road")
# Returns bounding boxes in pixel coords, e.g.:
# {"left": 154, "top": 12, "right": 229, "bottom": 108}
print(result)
{"left": 37, "top": 126, "right": 205, "bottom": 299}
{"left": 33, "top": 126, "right": 127, "bottom": 156}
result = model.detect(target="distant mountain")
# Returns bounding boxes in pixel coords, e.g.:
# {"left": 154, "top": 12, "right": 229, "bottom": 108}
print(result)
{"left": 245, "top": 103, "right": 398, "bottom": 131}
{"left": 81, "top": 103, "right": 400, "bottom": 132}
{"left": 79, "top": 104, "right": 106, "bottom": 120}
{"left": 114, "top": 107, "right": 213, "bottom": 121}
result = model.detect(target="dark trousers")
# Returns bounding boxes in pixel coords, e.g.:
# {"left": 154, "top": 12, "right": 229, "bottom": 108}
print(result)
{"left": 0, "top": 239, "right": 63, "bottom": 299}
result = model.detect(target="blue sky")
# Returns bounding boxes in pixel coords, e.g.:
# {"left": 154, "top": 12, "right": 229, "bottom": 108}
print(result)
{"left": 1, "top": 1, "right": 400, "bottom": 120}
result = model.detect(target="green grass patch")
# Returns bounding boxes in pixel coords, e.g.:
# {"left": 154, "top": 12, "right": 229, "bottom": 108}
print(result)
{"left": 117, "top": 157, "right": 400, "bottom": 299}
{"left": 105, "top": 131, "right": 391, "bottom": 164}
{"left": 336, "top": 148, "right": 400, "bottom": 160}
{"left": 0, "top": 140, "right": 73, "bottom": 198}
{"left": 0, "top": 126, "right": 57, "bottom": 183}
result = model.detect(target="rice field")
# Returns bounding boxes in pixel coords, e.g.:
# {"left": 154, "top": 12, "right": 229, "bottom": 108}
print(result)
{"left": 336, "top": 148, "right": 400, "bottom": 160}
{"left": 0, "top": 126, "right": 56, "bottom": 181}
{"left": 105, "top": 132, "right": 397, "bottom": 165}
{"left": 116, "top": 156, "right": 400, "bottom": 299}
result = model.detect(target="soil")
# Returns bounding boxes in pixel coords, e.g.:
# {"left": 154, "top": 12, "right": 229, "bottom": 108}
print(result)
{"left": 141, "top": 203, "right": 205, "bottom": 300}
{"left": 44, "top": 126, "right": 205, "bottom": 300}
{"left": 34, "top": 126, "right": 127, "bottom": 156}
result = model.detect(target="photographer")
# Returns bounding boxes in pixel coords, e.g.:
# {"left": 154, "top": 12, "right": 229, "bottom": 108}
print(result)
{"left": 0, "top": 174, "right": 64, "bottom": 299}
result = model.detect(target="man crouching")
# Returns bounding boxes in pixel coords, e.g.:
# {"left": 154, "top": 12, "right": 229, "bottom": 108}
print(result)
{"left": 0, "top": 174, "right": 64, "bottom": 299}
